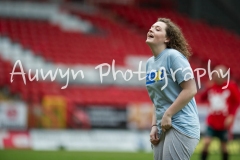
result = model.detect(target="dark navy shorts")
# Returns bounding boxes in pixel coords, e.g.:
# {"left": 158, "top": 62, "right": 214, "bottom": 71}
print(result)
{"left": 205, "top": 126, "right": 228, "bottom": 142}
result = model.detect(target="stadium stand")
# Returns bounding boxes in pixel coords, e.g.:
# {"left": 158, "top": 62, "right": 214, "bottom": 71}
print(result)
{"left": 0, "top": 2, "right": 239, "bottom": 109}
{"left": 101, "top": 4, "right": 240, "bottom": 80}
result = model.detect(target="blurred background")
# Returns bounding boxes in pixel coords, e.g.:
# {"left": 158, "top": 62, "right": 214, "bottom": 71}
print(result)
{"left": 0, "top": 0, "right": 240, "bottom": 160}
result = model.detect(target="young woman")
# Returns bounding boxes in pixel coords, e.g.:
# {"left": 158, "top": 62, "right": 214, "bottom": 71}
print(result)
{"left": 145, "top": 18, "right": 200, "bottom": 160}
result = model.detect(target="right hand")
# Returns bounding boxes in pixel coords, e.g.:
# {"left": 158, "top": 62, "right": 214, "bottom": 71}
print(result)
{"left": 150, "top": 126, "right": 160, "bottom": 145}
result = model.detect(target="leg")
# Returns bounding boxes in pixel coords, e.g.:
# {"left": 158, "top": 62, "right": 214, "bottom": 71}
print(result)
{"left": 162, "top": 128, "right": 199, "bottom": 160}
{"left": 152, "top": 133, "right": 165, "bottom": 160}
{"left": 221, "top": 142, "right": 228, "bottom": 160}
{"left": 201, "top": 126, "right": 214, "bottom": 160}
{"left": 201, "top": 136, "right": 212, "bottom": 160}
{"left": 219, "top": 130, "right": 229, "bottom": 160}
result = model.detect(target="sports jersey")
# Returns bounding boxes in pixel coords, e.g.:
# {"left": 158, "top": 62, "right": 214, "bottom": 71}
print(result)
{"left": 201, "top": 81, "right": 240, "bottom": 130}
{"left": 146, "top": 48, "right": 200, "bottom": 139}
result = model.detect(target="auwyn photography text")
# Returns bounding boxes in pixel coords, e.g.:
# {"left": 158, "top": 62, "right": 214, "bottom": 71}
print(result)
{"left": 10, "top": 59, "right": 230, "bottom": 90}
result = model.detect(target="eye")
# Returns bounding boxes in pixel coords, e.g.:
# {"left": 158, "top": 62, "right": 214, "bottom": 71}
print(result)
{"left": 156, "top": 27, "right": 161, "bottom": 31}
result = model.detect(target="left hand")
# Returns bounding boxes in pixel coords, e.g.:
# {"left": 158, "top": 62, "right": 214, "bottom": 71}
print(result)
{"left": 161, "top": 113, "right": 172, "bottom": 132}
{"left": 224, "top": 115, "right": 234, "bottom": 129}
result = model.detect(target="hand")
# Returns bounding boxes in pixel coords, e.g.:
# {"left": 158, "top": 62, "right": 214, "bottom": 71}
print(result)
{"left": 224, "top": 115, "right": 234, "bottom": 129}
{"left": 150, "top": 126, "right": 160, "bottom": 145}
{"left": 161, "top": 113, "right": 172, "bottom": 132}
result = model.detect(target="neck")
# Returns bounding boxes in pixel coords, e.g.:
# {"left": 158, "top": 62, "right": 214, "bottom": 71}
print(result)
{"left": 149, "top": 44, "right": 167, "bottom": 57}
{"left": 215, "top": 80, "right": 226, "bottom": 85}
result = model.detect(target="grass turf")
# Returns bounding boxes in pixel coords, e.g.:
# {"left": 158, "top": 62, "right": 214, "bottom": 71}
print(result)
{"left": 0, "top": 150, "right": 240, "bottom": 160}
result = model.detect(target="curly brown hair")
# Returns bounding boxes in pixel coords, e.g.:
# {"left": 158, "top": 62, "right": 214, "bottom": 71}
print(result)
{"left": 157, "top": 18, "right": 192, "bottom": 59}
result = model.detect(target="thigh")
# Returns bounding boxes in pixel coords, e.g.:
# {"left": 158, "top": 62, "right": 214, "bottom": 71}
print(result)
{"left": 152, "top": 133, "right": 165, "bottom": 160}
{"left": 205, "top": 126, "right": 214, "bottom": 138}
{"left": 216, "top": 130, "right": 228, "bottom": 142}
{"left": 162, "top": 128, "right": 199, "bottom": 160}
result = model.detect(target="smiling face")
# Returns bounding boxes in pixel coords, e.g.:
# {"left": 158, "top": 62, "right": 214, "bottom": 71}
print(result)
{"left": 146, "top": 21, "right": 169, "bottom": 46}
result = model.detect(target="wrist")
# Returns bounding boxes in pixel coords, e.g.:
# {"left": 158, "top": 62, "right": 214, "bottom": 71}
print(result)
{"left": 152, "top": 124, "right": 157, "bottom": 128}
{"left": 165, "top": 110, "right": 173, "bottom": 117}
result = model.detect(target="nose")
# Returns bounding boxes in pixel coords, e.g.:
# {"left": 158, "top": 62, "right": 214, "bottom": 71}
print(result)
{"left": 149, "top": 28, "right": 153, "bottom": 32}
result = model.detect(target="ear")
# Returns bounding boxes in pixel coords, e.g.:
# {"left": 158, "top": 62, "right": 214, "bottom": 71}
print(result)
{"left": 164, "top": 37, "right": 170, "bottom": 43}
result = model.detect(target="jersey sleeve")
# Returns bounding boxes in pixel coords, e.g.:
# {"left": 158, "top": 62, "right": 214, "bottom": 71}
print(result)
{"left": 170, "top": 55, "right": 194, "bottom": 85}
{"left": 228, "top": 82, "right": 240, "bottom": 115}
{"left": 200, "top": 86, "right": 211, "bottom": 102}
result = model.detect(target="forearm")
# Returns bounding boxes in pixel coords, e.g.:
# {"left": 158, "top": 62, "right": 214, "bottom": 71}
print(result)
{"left": 150, "top": 105, "right": 160, "bottom": 144}
{"left": 152, "top": 105, "right": 157, "bottom": 125}
{"left": 165, "top": 88, "right": 196, "bottom": 117}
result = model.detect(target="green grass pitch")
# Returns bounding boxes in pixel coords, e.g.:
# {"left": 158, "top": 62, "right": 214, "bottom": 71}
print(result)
{"left": 1, "top": 138, "right": 240, "bottom": 160}
{"left": 0, "top": 150, "right": 240, "bottom": 160}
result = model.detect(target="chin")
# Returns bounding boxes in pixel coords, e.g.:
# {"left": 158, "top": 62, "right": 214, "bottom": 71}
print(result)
{"left": 146, "top": 41, "right": 155, "bottom": 47}
{"left": 146, "top": 39, "right": 152, "bottom": 44}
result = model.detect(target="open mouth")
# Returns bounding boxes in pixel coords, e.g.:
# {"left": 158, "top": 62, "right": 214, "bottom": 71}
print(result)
{"left": 147, "top": 33, "right": 154, "bottom": 39}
